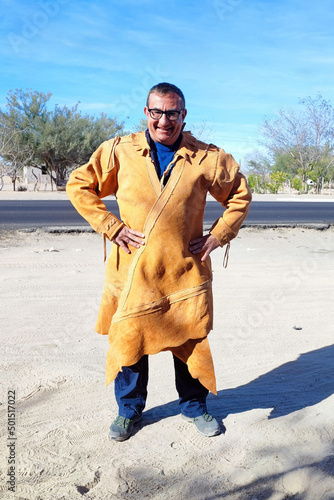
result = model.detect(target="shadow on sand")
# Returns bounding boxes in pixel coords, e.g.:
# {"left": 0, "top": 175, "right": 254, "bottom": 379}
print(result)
{"left": 143, "top": 344, "right": 334, "bottom": 423}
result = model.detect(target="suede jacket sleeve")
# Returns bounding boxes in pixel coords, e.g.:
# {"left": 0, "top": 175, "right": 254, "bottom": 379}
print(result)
{"left": 66, "top": 138, "right": 124, "bottom": 241}
{"left": 209, "top": 150, "right": 252, "bottom": 246}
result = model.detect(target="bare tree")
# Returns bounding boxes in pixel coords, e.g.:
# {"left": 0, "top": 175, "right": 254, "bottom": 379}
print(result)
{"left": 134, "top": 118, "right": 147, "bottom": 132}
{"left": 0, "top": 124, "right": 32, "bottom": 190}
{"left": 261, "top": 95, "right": 334, "bottom": 191}
{"left": 189, "top": 121, "right": 214, "bottom": 143}
{"left": 245, "top": 149, "right": 272, "bottom": 177}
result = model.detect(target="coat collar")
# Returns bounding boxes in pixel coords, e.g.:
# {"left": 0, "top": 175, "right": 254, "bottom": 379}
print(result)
{"left": 131, "top": 130, "right": 201, "bottom": 164}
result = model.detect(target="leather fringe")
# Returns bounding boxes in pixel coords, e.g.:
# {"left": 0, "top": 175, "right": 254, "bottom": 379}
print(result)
{"left": 223, "top": 241, "right": 230, "bottom": 268}
{"left": 103, "top": 233, "right": 107, "bottom": 263}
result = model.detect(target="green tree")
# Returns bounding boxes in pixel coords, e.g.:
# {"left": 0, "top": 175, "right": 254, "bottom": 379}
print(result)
{"left": 37, "top": 104, "right": 124, "bottom": 186}
{"left": 291, "top": 176, "right": 303, "bottom": 192}
{"left": 267, "top": 171, "right": 288, "bottom": 194}
{"left": 272, "top": 151, "right": 297, "bottom": 177}
{"left": 0, "top": 89, "right": 125, "bottom": 190}
{"left": 247, "top": 173, "right": 266, "bottom": 193}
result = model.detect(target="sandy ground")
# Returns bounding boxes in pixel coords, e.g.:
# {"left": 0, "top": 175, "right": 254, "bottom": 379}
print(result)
{"left": 1, "top": 225, "right": 334, "bottom": 500}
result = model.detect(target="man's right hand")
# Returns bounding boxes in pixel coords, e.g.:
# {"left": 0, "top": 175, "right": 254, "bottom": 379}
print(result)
{"left": 113, "top": 226, "right": 145, "bottom": 254}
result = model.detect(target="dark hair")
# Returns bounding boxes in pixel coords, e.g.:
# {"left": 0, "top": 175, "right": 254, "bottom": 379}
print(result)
{"left": 146, "top": 82, "right": 186, "bottom": 108}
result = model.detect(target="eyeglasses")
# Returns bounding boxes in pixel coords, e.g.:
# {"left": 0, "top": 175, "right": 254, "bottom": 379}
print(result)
{"left": 147, "top": 108, "right": 184, "bottom": 121}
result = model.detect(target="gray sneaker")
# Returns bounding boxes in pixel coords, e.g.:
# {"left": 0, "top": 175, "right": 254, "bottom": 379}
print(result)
{"left": 109, "top": 414, "right": 142, "bottom": 442}
{"left": 182, "top": 412, "right": 220, "bottom": 437}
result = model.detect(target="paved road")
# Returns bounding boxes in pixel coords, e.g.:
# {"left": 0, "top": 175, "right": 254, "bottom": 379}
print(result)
{"left": 1, "top": 200, "right": 334, "bottom": 230}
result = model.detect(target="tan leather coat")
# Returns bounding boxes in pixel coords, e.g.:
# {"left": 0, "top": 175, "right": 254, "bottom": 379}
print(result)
{"left": 66, "top": 131, "right": 251, "bottom": 394}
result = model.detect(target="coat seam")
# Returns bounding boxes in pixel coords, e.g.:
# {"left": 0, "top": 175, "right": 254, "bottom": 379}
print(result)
{"left": 115, "top": 159, "right": 186, "bottom": 314}
{"left": 111, "top": 279, "right": 211, "bottom": 323}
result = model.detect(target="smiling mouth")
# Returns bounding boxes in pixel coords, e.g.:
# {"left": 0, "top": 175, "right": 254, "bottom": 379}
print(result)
{"left": 157, "top": 127, "right": 173, "bottom": 133}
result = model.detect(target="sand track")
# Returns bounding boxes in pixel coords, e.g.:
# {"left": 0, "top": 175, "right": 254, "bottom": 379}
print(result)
{"left": 1, "top": 228, "right": 334, "bottom": 499}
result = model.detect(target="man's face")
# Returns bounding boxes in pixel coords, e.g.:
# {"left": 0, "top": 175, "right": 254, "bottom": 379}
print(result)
{"left": 144, "top": 92, "right": 187, "bottom": 146}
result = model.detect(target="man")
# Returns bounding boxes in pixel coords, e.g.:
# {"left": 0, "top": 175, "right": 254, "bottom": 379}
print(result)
{"left": 66, "top": 82, "right": 251, "bottom": 442}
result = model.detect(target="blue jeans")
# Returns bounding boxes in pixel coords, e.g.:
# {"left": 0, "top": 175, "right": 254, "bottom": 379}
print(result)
{"left": 115, "top": 354, "right": 209, "bottom": 419}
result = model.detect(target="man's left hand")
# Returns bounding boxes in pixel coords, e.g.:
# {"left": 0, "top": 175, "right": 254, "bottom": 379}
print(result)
{"left": 189, "top": 234, "right": 220, "bottom": 261}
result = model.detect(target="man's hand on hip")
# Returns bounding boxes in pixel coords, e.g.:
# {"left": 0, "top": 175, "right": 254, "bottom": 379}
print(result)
{"left": 113, "top": 226, "right": 145, "bottom": 254}
{"left": 189, "top": 234, "right": 220, "bottom": 261}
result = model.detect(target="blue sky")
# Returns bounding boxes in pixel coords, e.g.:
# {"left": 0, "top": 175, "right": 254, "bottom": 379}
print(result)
{"left": 1, "top": 0, "right": 334, "bottom": 164}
